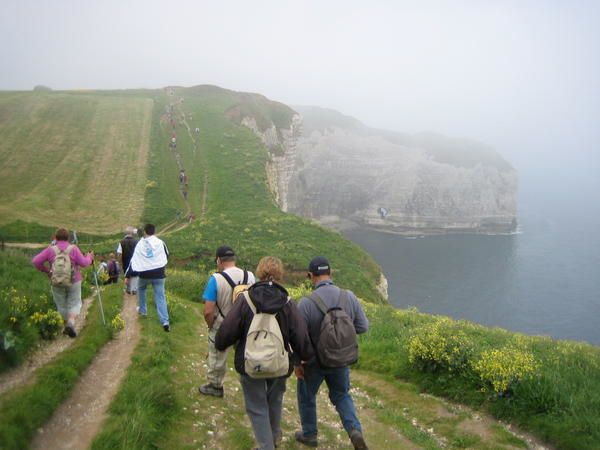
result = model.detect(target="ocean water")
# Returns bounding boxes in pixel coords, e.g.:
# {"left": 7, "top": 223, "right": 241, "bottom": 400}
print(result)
{"left": 344, "top": 199, "right": 600, "bottom": 345}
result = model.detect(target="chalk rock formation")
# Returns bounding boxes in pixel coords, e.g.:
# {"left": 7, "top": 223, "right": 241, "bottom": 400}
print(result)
{"left": 237, "top": 103, "right": 518, "bottom": 234}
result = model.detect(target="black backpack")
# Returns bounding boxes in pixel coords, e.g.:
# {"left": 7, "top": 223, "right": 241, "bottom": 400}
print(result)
{"left": 309, "top": 289, "right": 358, "bottom": 368}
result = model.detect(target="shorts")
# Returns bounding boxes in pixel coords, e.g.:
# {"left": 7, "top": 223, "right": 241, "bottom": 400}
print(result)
{"left": 51, "top": 281, "right": 83, "bottom": 319}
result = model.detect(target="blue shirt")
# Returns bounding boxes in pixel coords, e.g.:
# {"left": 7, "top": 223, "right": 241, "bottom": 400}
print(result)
{"left": 202, "top": 275, "right": 218, "bottom": 302}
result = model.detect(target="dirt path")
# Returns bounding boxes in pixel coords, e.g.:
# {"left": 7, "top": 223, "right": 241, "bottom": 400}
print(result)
{"left": 3, "top": 242, "right": 46, "bottom": 249}
{"left": 0, "top": 295, "right": 94, "bottom": 395}
{"left": 30, "top": 293, "right": 141, "bottom": 450}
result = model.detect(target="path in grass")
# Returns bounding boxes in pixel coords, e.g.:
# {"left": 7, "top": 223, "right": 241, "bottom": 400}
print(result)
{"left": 0, "top": 295, "right": 94, "bottom": 395}
{"left": 30, "top": 293, "right": 141, "bottom": 450}
{"left": 159, "top": 299, "right": 541, "bottom": 450}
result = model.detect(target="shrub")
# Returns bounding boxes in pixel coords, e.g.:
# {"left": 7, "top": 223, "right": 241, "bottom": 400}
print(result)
{"left": 408, "top": 318, "right": 473, "bottom": 373}
{"left": 473, "top": 347, "right": 538, "bottom": 395}
{"left": 109, "top": 313, "right": 125, "bottom": 334}
{"left": 29, "top": 310, "right": 63, "bottom": 339}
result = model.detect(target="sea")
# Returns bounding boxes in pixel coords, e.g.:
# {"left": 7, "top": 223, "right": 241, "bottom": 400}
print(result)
{"left": 344, "top": 189, "right": 600, "bottom": 345}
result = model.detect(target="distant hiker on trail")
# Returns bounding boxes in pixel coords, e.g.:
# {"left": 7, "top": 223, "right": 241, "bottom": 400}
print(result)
{"left": 182, "top": 189, "right": 188, "bottom": 200}
{"left": 216, "top": 256, "right": 313, "bottom": 450}
{"left": 129, "top": 224, "right": 171, "bottom": 332}
{"left": 31, "top": 228, "right": 94, "bottom": 338}
{"left": 188, "top": 213, "right": 195, "bottom": 223}
{"left": 106, "top": 253, "right": 120, "bottom": 284}
{"left": 294, "top": 257, "right": 369, "bottom": 450}
{"left": 176, "top": 209, "right": 182, "bottom": 220}
{"left": 195, "top": 127, "right": 200, "bottom": 134}
{"left": 179, "top": 169, "right": 185, "bottom": 185}
{"left": 199, "top": 246, "right": 256, "bottom": 398}
{"left": 117, "top": 226, "right": 139, "bottom": 295}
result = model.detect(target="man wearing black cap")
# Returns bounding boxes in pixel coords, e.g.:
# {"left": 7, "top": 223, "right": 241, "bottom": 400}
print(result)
{"left": 199, "top": 245, "right": 256, "bottom": 397}
{"left": 294, "top": 256, "right": 369, "bottom": 449}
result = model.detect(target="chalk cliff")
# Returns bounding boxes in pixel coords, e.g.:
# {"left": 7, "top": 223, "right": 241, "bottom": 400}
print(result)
{"left": 231, "top": 102, "right": 518, "bottom": 235}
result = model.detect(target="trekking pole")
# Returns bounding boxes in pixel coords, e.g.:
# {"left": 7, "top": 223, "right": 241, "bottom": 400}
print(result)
{"left": 91, "top": 260, "right": 106, "bottom": 325}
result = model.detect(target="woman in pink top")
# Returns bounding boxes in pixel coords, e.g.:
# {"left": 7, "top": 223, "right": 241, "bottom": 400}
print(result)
{"left": 32, "top": 228, "right": 94, "bottom": 337}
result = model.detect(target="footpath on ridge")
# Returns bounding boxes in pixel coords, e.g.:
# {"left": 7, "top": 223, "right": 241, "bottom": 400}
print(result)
{"left": 30, "top": 293, "right": 141, "bottom": 450}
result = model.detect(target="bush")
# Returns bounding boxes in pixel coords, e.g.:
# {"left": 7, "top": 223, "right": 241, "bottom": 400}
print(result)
{"left": 408, "top": 317, "right": 473, "bottom": 374}
{"left": 473, "top": 347, "right": 538, "bottom": 396}
{"left": 109, "top": 313, "right": 125, "bottom": 334}
{"left": 29, "top": 310, "right": 63, "bottom": 339}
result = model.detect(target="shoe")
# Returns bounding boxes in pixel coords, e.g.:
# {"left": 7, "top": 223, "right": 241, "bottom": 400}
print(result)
{"left": 163, "top": 324, "right": 170, "bottom": 332}
{"left": 63, "top": 325, "right": 77, "bottom": 338}
{"left": 198, "top": 383, "right": 224, "bottom": 397}
{"left": 295, "top": 430, "right": 318, "bottom": 447}
{"left": 349, "top": 429, "right": 368, "bottom": 450}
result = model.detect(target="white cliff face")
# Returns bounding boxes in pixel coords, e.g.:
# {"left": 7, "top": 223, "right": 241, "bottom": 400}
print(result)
{"left": 241, "top": 109, "right": 518, "bottom": 234}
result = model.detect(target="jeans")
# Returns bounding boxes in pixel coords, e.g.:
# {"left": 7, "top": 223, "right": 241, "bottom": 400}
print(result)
{"left": 297, "top": 365, "right": 362, "bottom": 436}
{"left": 241, "top": 375, "right": 286, "bottom": 450}
{"left": 137, "top": 277, "right": 169, "bottom": 325}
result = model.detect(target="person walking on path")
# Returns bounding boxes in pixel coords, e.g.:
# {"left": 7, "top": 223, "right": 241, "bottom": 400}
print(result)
{"left": 106, "top": 253, "right": 120, "bottom": 284}
{"left": 216, "top": 256, "right": 314, "bottom": 450}
{"left": 31, "top": 228, "right": 94, "bottom": 338}
{"left": 294, "top": 256, "right": 370, "bottom": 449}
{"left": 129, "top": 224, "right": 170, "bottom": 332}
{"left": 199, "top": 246, "right": 256, "bottom": 397}
{"left": 117, "top": 226, "right": 139, "bottom": 294}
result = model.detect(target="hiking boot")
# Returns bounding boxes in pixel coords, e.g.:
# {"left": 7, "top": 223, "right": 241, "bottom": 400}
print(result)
{"left": 294, "top": 430, "right": 318, "bottom": 447}
{"left": 198, "top": 383, "right": 224, "bottom": 397}
{"left": 349, "top": 429, "right": 368, "bottom": 450}
{"left": 63, "top": 325, "right": 77, "bottom": 338}
{"left": 163, "top": 324, "right": 170, "bottom": 332}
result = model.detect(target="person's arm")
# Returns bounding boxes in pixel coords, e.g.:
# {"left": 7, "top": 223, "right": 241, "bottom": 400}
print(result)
{"left": 349, "top": 292, "right": 369, "bottom": 334}
{"left": 215, "top": 299, "right": 244, "bottom": 351}
{"left": 288, "top": 302, "right": 315, "bottom": 364}
{"left": 71, "top": 246, "right": 94, "bottom": 268}
{"left": 202, "top": 275, "right": 218, "bottom": 328}
{"left": 31, "top": 247, "right": 51, "bottom": 274}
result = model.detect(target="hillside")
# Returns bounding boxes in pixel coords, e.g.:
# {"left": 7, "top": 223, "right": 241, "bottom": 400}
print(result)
{"left": 0, "top": 91, "right": 156, "bottom": 235}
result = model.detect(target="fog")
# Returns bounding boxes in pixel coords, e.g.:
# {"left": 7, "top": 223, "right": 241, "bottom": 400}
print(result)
{"left": 1, "top": 0, "right": 599, "bottom": 210}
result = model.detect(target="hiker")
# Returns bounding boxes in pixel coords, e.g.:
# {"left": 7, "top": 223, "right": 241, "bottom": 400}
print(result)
{"left": 179, "top": 169, "right": 185, "bottom": 185}
{"left": 117, "top": 226, "right": 139, "bottom": 295}
{"left": 97, "top": 257, "right": 109, "bottom": 282}
{"left": 295, "top": 256, "right": 370, "bottom": 450}
{"left": 199, "top": 246, "right": 256, "bottom": 397}
{"left": 195, "top": 127, "right": 200, "bottom": 134}
{"left": 106, "top": 253, "right": 120, "bottom": 284}
{"left": 129, "top": 224, "right": 171, "bottom": 332}
{"left": 31, "top": 228, "right": 94, "bottom": 338}
{"left": 216, "top": 256, "right": 313, "bottom": 450}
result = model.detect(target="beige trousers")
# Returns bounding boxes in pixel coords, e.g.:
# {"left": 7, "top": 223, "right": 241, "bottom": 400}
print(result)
{"left": 207, "top": 326, "right": 230, "bottom": 387}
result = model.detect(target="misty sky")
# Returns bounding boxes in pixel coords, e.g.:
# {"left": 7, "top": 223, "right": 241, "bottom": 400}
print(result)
{"left": 1, "top": 0, "right": 599, "bottom": 203}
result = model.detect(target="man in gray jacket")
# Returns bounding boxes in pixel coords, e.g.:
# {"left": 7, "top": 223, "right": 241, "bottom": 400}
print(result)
{"left": 294, "top": 256, "right": 369, "bottom": 450}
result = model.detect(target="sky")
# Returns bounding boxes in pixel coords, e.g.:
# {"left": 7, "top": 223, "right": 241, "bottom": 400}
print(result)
{"left": 1, "top": 0, "right": 599, "bottom": 205}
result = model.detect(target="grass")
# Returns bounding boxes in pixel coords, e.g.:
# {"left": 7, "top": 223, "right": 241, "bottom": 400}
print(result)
{"left": 356, "top": 302, "right": 600, "bottom": 449}
{"left": 0, "top": 91, "right": 153, "bottom": 235}
{"left": 0, "top": 284, "right": 122, "bottom": 450}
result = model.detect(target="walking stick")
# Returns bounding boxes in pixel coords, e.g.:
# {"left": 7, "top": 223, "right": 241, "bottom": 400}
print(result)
{"left": 91, "top": 260, "right": 106, "bottom": 325}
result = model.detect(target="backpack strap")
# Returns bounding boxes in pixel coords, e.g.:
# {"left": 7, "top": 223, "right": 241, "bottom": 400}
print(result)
{"left": 243, "top": 291, "right": 257, "bottom": 314}
{"left": 242, "top": 269, "right": 248, "bottom": 284}
{"left": 308, "top": 291, "right": 329, "bottom": 316}
{"left": 217, "top": 271, "right": 237, "bottom": 289}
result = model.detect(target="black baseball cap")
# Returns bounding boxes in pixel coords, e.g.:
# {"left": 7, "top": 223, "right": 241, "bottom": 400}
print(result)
{"left": 215, "top": 245, "right": 235, "bottom": 259}
{"left": 308, "top": 256, "right": 331, "bottom": 275}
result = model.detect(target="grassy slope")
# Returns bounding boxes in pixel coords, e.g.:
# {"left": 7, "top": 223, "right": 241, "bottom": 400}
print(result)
{"left": 0, "top": 91, "right": 153, "bottom": 235}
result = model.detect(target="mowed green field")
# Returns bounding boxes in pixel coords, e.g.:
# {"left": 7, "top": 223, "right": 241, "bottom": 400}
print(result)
{"left": 0, "top": 92, "right": 153, "bottom": 234}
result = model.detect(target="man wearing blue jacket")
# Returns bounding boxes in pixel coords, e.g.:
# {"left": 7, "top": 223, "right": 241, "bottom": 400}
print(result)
{"left": 294, "top": 256, "right": 369, "bottom": 450}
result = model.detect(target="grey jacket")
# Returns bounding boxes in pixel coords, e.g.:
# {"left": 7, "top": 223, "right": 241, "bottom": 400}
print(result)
{"left": 297, "top": 280, "right": 369, "bottom": 366}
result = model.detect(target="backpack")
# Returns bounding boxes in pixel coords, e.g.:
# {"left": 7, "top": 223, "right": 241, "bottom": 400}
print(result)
{"left": 218, "top": 270, "right": 249, "bottom": 304}
{"left": 243, "top": 292, "right": 289, "bottom": 378}
{"left": 309, "top": 289, "right": 358, "bottom": 368}
{"left": 50, "top": 245, "right": 75, "bottom": 288}
{"left": 108, "top": 260, "right": 119, "bottom": 277}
